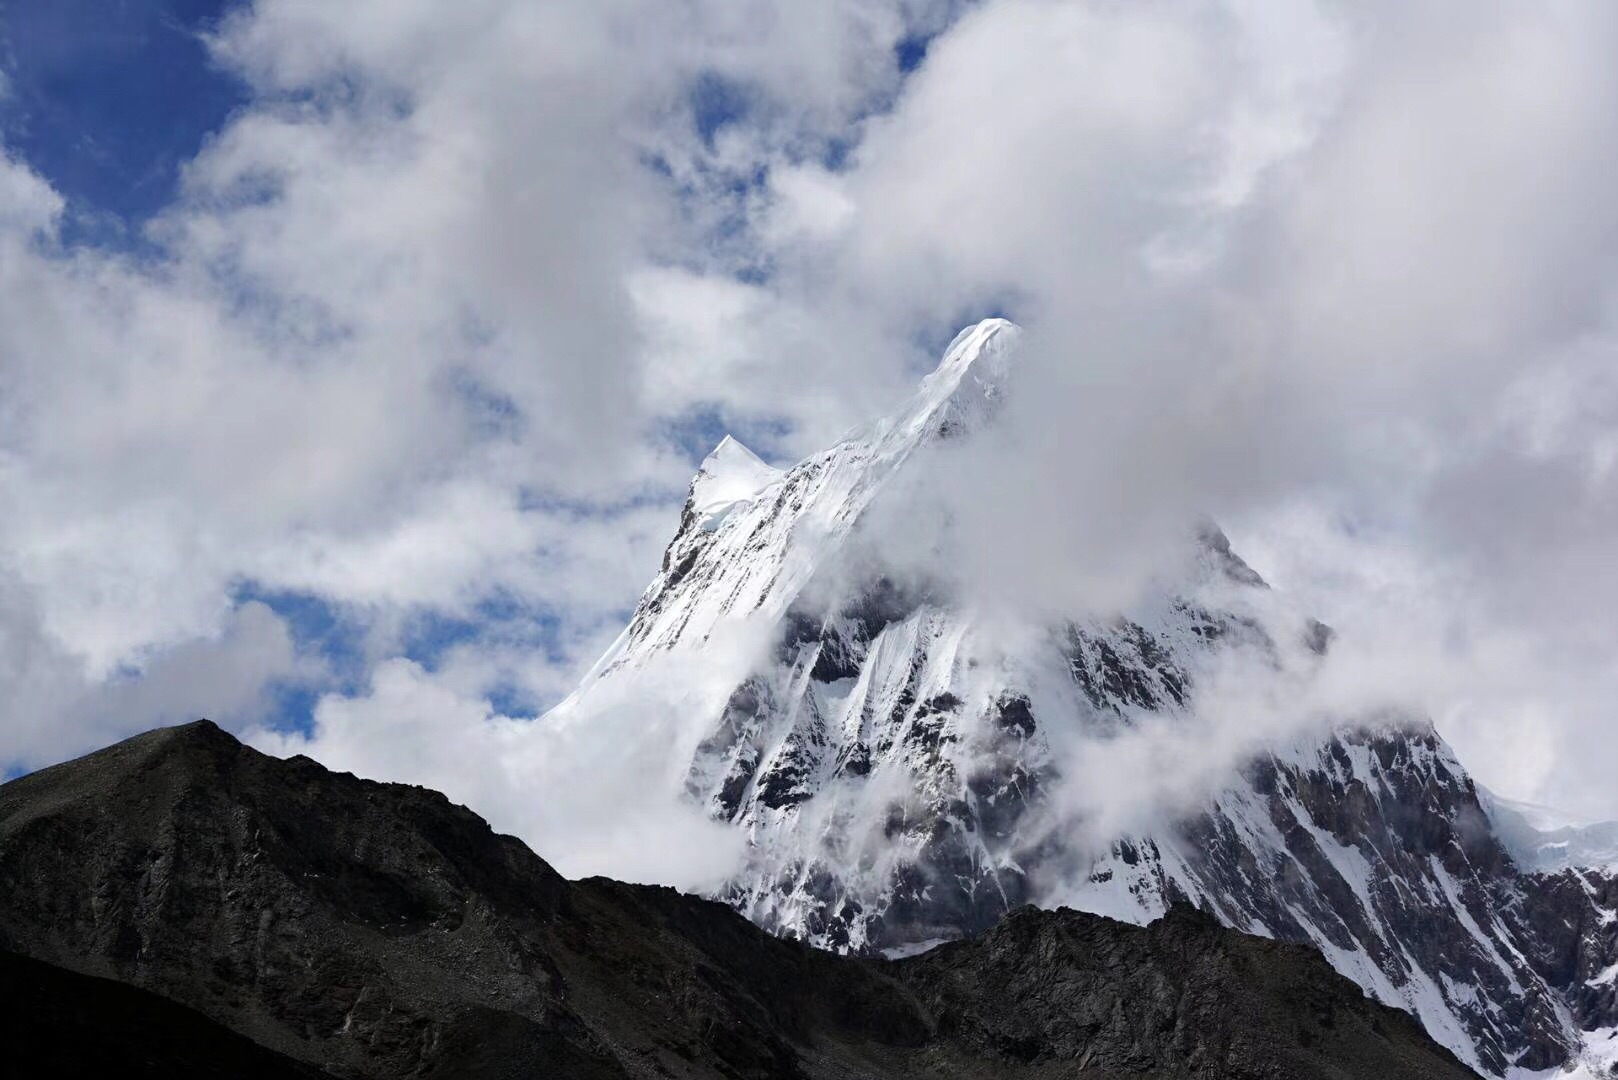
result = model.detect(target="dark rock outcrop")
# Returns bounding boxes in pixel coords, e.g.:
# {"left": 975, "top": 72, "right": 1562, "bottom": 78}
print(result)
{"left": 0, "top": 720, "right": 1479, "bottom": 1079}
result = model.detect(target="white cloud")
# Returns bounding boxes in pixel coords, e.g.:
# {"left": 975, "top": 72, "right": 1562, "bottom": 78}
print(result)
{"left": 0, "top": 150, "right": 62, "bottom": 235}
{"left": 249, "top": 650, "right": 750, "bottom": 889}
{"left": 0, "top": 596, "right": 305, "bottom": 770}
{"left": 772, "top": 0, "right": 1618, "bottom": 820}
{"left": 3, "top": 0, "right": 1618, "bottom": 891}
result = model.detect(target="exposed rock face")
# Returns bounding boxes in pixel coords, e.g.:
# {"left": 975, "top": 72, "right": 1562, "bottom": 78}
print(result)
{"left": 0, "top": 718, "right": 589, "bottom": 1079}
{"left": 1073, "top": 724, "right": 1618, "bottom": 1077}
{"left": 0, "top": 720, "right": 1477, "bottom": 1080}
{"left": 901, "top": 902, "right": 1468, "bottom": 1079}
{"left": 554, "top": 318, "right": 1618, "bottom": 1077}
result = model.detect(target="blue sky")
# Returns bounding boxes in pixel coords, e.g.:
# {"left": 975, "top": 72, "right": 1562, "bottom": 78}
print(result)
{"left": 0, "top": 0, "right": 246, "bottom": 242}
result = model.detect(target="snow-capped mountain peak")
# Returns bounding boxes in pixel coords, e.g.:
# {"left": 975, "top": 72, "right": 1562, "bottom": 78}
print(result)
{"left": 573, "top": 317, "right": 1021, "bottom": 682}
{"left": 555, "top": 320, "right": 1618, "bottom": 1078}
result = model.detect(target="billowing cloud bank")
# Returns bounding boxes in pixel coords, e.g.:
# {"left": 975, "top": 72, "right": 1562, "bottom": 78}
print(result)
{"left": 3, "top": 1, "right": 1618, "bottom": 883}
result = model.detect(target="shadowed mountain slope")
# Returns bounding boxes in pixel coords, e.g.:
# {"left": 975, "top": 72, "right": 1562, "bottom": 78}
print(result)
{"left": 0, "top": 945, "right": 333, "bottom": 1078}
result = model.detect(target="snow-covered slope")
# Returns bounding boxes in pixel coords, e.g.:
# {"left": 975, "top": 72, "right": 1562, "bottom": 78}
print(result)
{"left": 555, "top": 319, "right": 1618, "bottom": 1078}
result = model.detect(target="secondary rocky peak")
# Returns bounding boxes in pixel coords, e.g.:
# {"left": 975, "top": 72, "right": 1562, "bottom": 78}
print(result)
{"left": 1194, "top": 520, "right": 1270, "bottom": 588}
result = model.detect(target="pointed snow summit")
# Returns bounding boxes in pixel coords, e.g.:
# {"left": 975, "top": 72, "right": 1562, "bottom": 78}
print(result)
{"left": 894, "top": 315, "right": 1018, "bottom": 441}
{"left": 688, "top": 435, "right": 781, "bottom": 526}
{"left": 554, "top": 318, "right": 1618, "bottom": 1079}
{"left": 571, "top": 316, "right": 1019, "bottom": 675}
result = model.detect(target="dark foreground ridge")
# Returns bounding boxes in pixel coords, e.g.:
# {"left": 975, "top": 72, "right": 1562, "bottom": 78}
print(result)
{"left": 0, "top": 720, "right": 1478, "bottom": 1079}
{"left": 0, "top": 946, "right": 335, "bottom": 1078}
